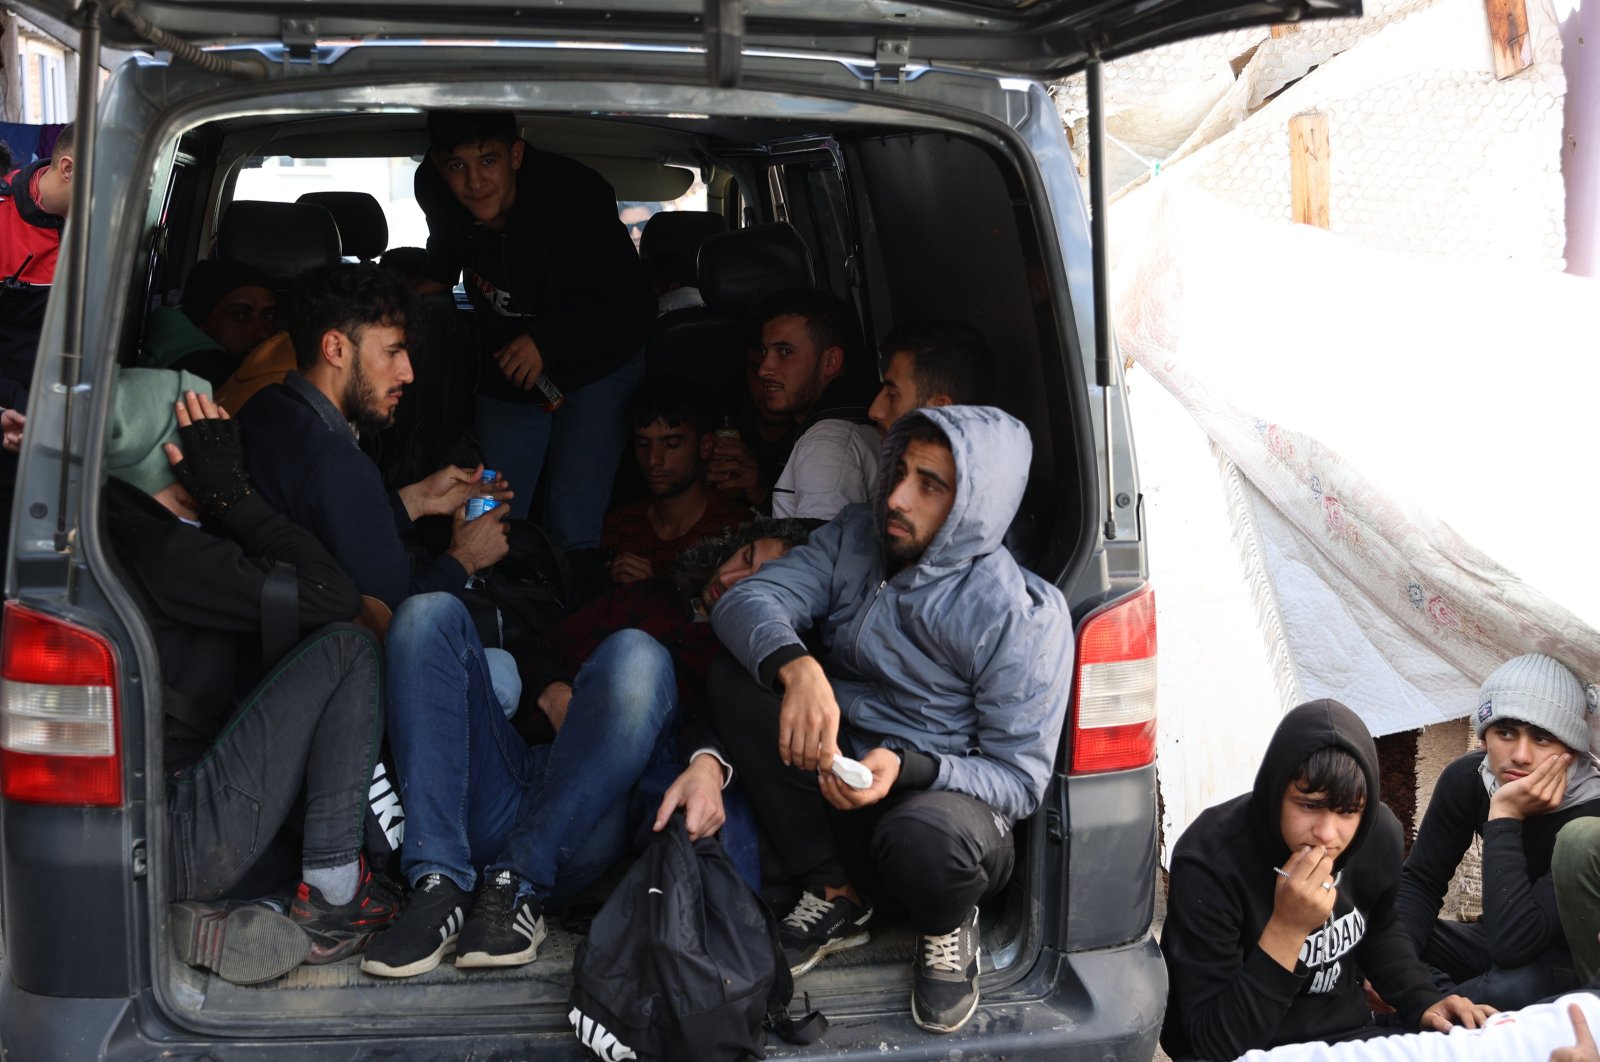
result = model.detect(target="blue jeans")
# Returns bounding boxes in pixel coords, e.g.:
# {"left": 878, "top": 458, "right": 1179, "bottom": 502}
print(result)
{"left": 385, "top": 593, "right": 678, "bottom": 903}
{"left": 475, "top": 352, "right": 644, "bottom": 549}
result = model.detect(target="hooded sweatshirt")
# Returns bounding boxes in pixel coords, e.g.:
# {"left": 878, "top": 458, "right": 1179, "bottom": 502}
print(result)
{"left": 414, "top": 142, "right": 654, "bottom": 402}
{"left": 1161, "top": 700, "right": 1444, "bottom": 1061}
{"left": 710, "top": 405, "right": 1072, "bottom": 821}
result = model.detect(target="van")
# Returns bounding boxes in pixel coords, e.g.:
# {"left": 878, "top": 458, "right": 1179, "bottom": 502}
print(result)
{"left": 0, "top": 0, "right": 1357, "bottom": 1057}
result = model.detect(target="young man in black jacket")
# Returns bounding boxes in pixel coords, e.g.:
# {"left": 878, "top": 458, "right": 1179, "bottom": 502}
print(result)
{"left": 105, "top": 369, "right": 395, "bottom": 985}
{"left": 411, "top": 111, "right": 655, "bottom": 550}
{"left": 1397, "top": 654, "right": 1600, "bottom": 1008}
{"left": 1161, "top": 699, "right": 1492, "bottom": 1060}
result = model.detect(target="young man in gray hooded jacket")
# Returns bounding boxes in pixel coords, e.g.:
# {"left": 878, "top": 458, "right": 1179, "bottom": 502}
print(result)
{"left": 708, "top": 405, "right": 1072, "bottom": 1035}
{"left": 1396, "top": 653, "right": 1600, "bottom": 1009}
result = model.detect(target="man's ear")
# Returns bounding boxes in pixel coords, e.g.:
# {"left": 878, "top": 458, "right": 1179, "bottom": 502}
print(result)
{"left": 509, "top": 139, "right": 525, "bottom": 170}
{"left": 820, "top": 344, "right": 845, "bottom": 382}
{"left": 927, "top": 393, "right": 955, "bottom": 408}
{"left": 55, "top": 155, "right": 72, "bottom": 182}
{"left": 319, "top": 328, "right": 351, "bottom": 370}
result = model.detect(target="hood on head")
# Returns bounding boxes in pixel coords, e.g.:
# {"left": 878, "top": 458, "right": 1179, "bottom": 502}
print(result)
{"left": 874, "top": 405, "right": 1031, "bottom": 570}
{"left": 1249, "top": 699, "right": 1381, "bottom": 870}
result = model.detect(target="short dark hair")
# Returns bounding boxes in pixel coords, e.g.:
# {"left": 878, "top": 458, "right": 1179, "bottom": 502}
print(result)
{"left": 881, "top": 321, "right": 996, "bottom": 406}
{"left": 627, "top": 377, "right": 712, "bottom": 437}
{"left": 426, "top": 111, "right": 518, "bottom": 154}
{"left": 756, "top": 289, "right": 861, "bottom": 364}
{"left": 284, "top": 263, "right": 416, "bottom": 372}
{"left": 901, "top": 415, "right": 952, "bottom": 452}
{"left": 50, "top": 123, "right": 74, "bottom": 162}
{"left": 671, "top": 517, "right": 812, "bottom": 597}
{"left": 1290, "top": 747, "right": 1367, "bottom": 814}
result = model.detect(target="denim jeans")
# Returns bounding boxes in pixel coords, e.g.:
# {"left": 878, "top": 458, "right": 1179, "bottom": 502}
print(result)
{"left": 474, "top": 351, "right": 644, "bottom": 549}
{"left": 167, "top": 624, "right": 384, "bottom": 902}
{"left": 385, "top": 593, "right": 678, "bottom": 903}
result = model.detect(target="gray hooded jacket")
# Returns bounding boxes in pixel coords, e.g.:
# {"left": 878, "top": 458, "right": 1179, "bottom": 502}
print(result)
{"left": 711, "top": 405, "right": 1072, "bottom": 821}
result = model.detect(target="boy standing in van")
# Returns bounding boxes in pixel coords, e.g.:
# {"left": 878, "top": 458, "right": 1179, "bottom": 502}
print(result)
{"left": 1161, "top": 700, "right": 1492, "bottom": 1060}
{"left": 1396, "top": 654, "right": 1600, "bottom": 1008}
{"left": 410, "top": 110, "right": 655, "bottom": 551}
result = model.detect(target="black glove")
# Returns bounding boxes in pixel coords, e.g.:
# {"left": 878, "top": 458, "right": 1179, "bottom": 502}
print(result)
{"left": 170, "top": 415, "right": 252, "bottom": 516}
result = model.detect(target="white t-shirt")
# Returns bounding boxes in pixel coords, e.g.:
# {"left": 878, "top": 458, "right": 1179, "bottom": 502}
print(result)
{"left": 770, "top": 418, "right": 881, "bottom": 521}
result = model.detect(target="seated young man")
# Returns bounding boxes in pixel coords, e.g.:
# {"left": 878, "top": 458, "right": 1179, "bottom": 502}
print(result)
{"left": 602, "top": 378, "right": 751, "bottom": 585}
{"left": 708, "top": 406, "right": 1071, "bottom": 1035}
{"left": 143, "top": 259, "right": 281, "bottom": 385}
{"left": 1397, "top": 654, "right": 1600, "bottom": 1009}
{"left": 1161, "top": 699, "right": 1492, "bottom": 1061}
{"left": 360, "top": 518, "right": 811, "bottom": 979}
{"left": 104, "top": 370, "right": 393, "bottom": 984}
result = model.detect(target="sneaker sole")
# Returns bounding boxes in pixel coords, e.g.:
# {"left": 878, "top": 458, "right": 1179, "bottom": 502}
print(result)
{"left": 789, "top": 929, "right": 870, "bottom": 978}
{"left": 455, "top": 920, "right": 547, "bottom": 969}
{"left": 360, "top": 934, "right": 458, "bottom": 979}
{"left": 171, "top": 902, "right": 310, "bottom": 986}
{"left": 911, "top": 986, "right": 981, "bottom": 1034}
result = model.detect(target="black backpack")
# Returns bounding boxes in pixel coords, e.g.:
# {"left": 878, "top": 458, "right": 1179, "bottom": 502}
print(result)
{"left": 569, "top": 816, "right": 826, "bottom": 1061}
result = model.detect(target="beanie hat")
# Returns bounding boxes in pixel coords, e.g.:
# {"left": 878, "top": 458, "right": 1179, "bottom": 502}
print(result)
{"left": 106, "top": 368, "right": 210, "bottom": 496}
{"left": 181, "top": 259, "right": 276, "bottom": 325}
{"left": 1475, "top": 653, "right": 1592, "bottom": 753}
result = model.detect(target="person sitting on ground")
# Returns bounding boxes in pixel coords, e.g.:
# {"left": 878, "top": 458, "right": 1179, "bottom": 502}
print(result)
{"left": 707, "top": 289, "right": 877, "bottom": 519}
{"left": 1161, "top": 699, "right": 1494, "bottom": 1061}
{"left": 867, "top": 320, "right": 997, "bottom": 437}
{"left": 360, "top": 517, "right": 811, "bottom": 979}
{"left": 237, "top": 261, "right": 510, "bottom": 614}
{"left": 707, "top": 405, "right": 1069, "bottom": 1034}
{"left": 104, "top": 369, "right": 394, "bottom": 984}
{"left": 601, "top": 378, "right": 751, "bottom": 585}
{"left": 1396, "top": 654, "right": 1600, "bottom": 1010}
{"left": 144, "top": 260, "right": 281, "bottom": 385}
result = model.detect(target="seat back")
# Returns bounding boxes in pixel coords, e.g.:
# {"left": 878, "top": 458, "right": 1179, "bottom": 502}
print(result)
{"left": 216, "top": 200, "right": 343, "bottom": 289}
{"left": 297, "top": 191, "right": 390, "bottom": 263}
{"left": 644, "top": 222, "right": 815, "bottom": 416}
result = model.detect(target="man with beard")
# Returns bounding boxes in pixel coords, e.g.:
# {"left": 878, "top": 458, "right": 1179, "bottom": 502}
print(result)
{"left": 707, "top": 289, "right": 878, "bottom": 519}
{"left": 238, "top": 262, "right": 510, "bottom": 611}
{"left": 708, "top": 406, "right": 1071, "bottom": 1034}
{"left": 601, "top": 379, "right": 751, "bottom": 584}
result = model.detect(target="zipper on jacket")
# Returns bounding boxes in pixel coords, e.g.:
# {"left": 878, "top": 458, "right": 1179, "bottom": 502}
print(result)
{"left": 849, "top": 579, "right": 888, "bottom": 669}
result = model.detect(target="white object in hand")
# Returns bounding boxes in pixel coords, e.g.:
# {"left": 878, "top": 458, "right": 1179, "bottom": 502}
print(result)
{"left": 830, "top": 755, "right": 873, "bottom": 790}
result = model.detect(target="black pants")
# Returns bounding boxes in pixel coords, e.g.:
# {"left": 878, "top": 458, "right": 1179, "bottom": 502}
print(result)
{"left": 1422, "top": 918, "right": 1578, "bottom": 1010}
{"left": 708, "top": 653, "right": 1013, "bottom": 934}
{"left": 167, "top": 624, "right": 384, "bottom": 902}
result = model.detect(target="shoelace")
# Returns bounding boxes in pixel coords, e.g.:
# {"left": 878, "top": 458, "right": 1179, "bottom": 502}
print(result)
{"left": 783, "top": 892, "right": 835, "bottom": 931}
{"left": 475, "top": 877, "right": 519, "bottom": 928}
{"left": 921, "top": 927, "right": 965, "bottom": 974}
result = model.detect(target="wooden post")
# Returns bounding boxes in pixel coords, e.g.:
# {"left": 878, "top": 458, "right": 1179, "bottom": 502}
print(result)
{"left": 0, "top": 12, "right": 21, "bottom": 125}
{"left": 1288, "top": 112, "right": 1330, "bottom": 229}
{"left": 1485, "top": 0, "right": 1533, "bottom": 79}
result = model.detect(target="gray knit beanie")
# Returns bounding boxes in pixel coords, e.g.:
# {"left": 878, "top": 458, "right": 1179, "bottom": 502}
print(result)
{"left": 106, "top": 367, "right": 211, "bottom": 496}
{"left": 1475, "top": 653, "right": 1592, "bottom": 753}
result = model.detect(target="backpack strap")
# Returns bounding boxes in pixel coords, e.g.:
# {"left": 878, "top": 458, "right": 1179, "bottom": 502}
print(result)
{"left": 761, "top": 897, "right": 829, "bottom": 1045}
{"left": 259, "top": 562, "right": 299, "bottom": 667}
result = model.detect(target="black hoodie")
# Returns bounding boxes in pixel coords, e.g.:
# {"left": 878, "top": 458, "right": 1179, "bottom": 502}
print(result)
{"left": 1160, "top": 700, "right": 1443, "bottom": 1060}
{"left": 415, "top": 142, "right": 655, "bottom": 403}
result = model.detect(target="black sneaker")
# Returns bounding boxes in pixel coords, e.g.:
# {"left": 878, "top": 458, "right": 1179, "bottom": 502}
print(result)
{"left": 778, "top": 890, "right": 872, "bottom": 977}
{"left": 359, "top": 872, "right": 471, "bottom": 978}
{"left": 455, "top": 868, "right": 546, "bottom": 968}
{"left": 911, "top": 906, "right": 981, "bottom": 1034}
{"left": 170, "top": 900, "right": 311, "bottom": 985}
{"left": 289, "top": 856, "right": 401, "bottom": 965}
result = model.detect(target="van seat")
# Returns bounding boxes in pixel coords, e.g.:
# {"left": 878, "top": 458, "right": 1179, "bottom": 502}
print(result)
{"left": 297, "top": 191, "right": 390, "bottom": 263}
{"left": 216, "top": 200, "right": 343, "bottom": 288}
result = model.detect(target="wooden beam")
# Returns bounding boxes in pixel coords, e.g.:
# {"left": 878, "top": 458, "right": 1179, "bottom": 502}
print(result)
{"left": 1270, "top": 23, "right": 1299, "bottom": 39}
{"left": 1289, "top": 112, "right": 1331, "bottom": 229}
{"left": 1485, "top": 0, "right": 1533, "bottom": 79}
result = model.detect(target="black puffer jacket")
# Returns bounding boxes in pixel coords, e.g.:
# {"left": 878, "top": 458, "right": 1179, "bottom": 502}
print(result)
{"left": 1160, "top": 699, "right": 1443, "bottom": 1060}
{"left": 415, "top": 143, "right": 654, "bottom": 401}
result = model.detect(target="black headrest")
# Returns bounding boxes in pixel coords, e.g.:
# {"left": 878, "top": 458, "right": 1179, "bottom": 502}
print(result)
{"left": 640, "top": 210, "right": 727, "bottom": 285}
{"left": 699, "top": 223, "right": 814, "bottom": 318}
{"left": 217, "top": 200, "right": 342, "bottom": 289}
{"left": 297, "top": 191, "right": 390, "bottom": 262}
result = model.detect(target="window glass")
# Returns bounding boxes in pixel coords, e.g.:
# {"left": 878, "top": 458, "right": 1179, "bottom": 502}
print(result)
{"left": 234, "top": 156, "right": 430, "bottom": 251}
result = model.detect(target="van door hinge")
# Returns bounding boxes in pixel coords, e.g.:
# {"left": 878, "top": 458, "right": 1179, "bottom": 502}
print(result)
{"left": 874, "top": 38, "right": 910, "bottom": 87}
{"left": 131, "top": 842, "right": 147, "bottom": 879}
{"left": 1046, "top": 806, "right": 1066, "bottom": 843}
{"left": 280, "top": 17, "right": 319, "bottom": 67}
{"left": 704, "top": 0, "right": 743, "bottom": 88}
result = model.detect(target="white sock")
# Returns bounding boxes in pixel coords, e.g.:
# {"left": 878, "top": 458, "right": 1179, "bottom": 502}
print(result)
{"left": 303, "top": 859, "right": 360, "bottom": 906}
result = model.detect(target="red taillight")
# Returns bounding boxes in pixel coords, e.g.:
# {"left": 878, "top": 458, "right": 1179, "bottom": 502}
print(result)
{"left": 1070, "top": 586, "right": 1157, "bottom": 774}
{"left": 0, "top": 602, "right": 122, "bottom": 805}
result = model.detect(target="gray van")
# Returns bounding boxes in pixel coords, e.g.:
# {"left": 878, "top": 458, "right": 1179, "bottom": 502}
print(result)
{"left": 0, "top": 0, "right": 1355, "bottom": 1057}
